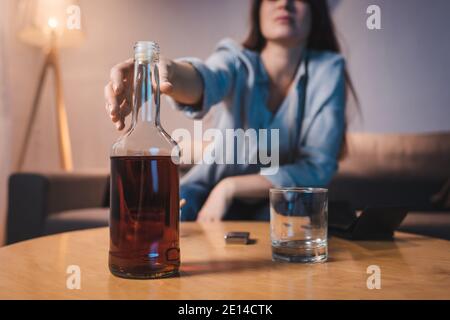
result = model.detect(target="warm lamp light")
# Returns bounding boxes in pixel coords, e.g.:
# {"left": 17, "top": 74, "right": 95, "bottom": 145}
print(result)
{"left": 48, "top": 17, "right": 59, "bottom": 29}
{"left": 18, "top": 0, "right": 84, "bottom": 48}
{"left": 16, "top": 0, "right": 84, "bottom": 172}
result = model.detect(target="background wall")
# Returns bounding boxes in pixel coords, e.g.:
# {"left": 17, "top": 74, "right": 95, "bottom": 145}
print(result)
{"left": 1, "top": 0, "right": 450, "bottom": 242}
{"left": 333, "top": 0, "right": 450, "bottom": 133}
{"left": 4, "top": 0, "right": 450, "bottom": 173}
{"left": 6, "top": 0, "right": 249, "bottom": 173}
{"left": 0, "top": 0, "right": 12, "bottom": 244}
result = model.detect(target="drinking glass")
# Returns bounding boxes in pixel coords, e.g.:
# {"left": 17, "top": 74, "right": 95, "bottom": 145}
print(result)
{"left": 270, "top": 188, "right": 328, "bottom": 263}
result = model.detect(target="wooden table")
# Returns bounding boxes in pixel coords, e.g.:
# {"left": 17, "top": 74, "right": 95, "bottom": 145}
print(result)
{"left": 0, "top": 222, "right": 449, "bottom": 300}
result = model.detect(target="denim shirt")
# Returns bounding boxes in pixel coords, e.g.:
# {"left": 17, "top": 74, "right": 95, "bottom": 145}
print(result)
{"left": 167, "top": 38, "right": 346, "bottom": 191}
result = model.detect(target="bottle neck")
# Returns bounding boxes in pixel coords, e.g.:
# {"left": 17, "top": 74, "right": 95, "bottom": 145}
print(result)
{"left": 132, "top": 61, "right": 160, "bottom": 127}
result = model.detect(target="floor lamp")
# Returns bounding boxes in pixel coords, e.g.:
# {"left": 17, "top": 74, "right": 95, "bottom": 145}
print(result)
{"left": 16, "top": 0, "right": 83, "bottom": 172}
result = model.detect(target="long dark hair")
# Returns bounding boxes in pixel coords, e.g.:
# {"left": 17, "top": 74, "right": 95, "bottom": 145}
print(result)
{"left": 243, "top": 0, "right": 358, "bottom": 157}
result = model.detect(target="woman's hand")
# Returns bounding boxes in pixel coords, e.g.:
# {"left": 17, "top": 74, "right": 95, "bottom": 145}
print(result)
{"left": 104, "top": 57, "right": 174, "bottom": 130}
{"left": 197, "top": 174, "right": 274, "bottom": 222}
{"left": 197, "top": 178, "right": 235, "bottom": 223}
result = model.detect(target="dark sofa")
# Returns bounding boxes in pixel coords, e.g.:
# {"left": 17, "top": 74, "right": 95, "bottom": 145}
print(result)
{"left": 5, "top": 132, "right": 450, "bottom": 244}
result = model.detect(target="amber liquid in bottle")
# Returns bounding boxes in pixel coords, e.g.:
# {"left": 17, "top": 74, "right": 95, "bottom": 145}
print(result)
{"left": 108, "top": 41, "right": 180, "bottom": 279}
{"left": 109, "top": 155, "right": 180, "bottom": 279}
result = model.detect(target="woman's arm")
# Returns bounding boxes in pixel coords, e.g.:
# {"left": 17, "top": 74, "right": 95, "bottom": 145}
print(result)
{"left": 166, "top": 47, "right": 239, "bottom": 120}
{"left": 226, "top": 174, "right": 274, "bottom": 199}
{"left": 105, "top": 42, "right": 239, "bottom": 129}
{"left": 105, "top": 57, "right": 204, "bottom": 130}
{"left": 166, "top": 60, "right": 204, "bottom": 106}
{"left": 197, "top": 175, "right": 273, "bottom": 222}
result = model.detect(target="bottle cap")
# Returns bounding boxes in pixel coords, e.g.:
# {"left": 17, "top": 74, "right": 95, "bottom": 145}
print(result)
{"left": 134, "top": 41, "right": 160, "bottom": 63}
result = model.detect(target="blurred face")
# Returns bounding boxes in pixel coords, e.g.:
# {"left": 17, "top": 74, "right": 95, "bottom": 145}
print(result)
{"left": 260, "top": 0, "right": 312, "bottom": 47}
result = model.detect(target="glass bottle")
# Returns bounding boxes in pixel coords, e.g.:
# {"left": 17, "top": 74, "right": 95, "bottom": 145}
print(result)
{"left": 109, "top": 41, "right": 180, "bottom": 279}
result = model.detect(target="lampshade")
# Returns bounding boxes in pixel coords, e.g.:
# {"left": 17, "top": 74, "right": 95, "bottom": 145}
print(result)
{"left": 18, "top": 0, "right": 84, "bottom": 48}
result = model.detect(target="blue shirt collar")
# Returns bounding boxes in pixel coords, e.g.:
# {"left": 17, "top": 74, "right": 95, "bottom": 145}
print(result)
{"left": 256, "top": 50, "right": 308, "bottom": 87}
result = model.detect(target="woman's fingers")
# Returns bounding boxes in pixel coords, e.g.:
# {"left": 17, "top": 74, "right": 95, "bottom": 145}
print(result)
{"left": 158, "top": 57, "right": 174, "bottom": 95}
{"left": 158, "top": 69, "right": 173, "bottom": 94}
{"left": 106, "top": 57, "right": 175, "bottom": 131}
{"left": 104, "top": 82, "right": 120, "bottom": 120}
{"left": 110, "top": 58, "right": 134, "bottom": 94}
{"left": 160, "top": 82, "right": 174, "bottom": 94}
{"left": 105, "top": 58, "right": 134, "bottom": 130}
{"left": 119, "top": 99, "right": 132, "bottom": 117}
{"left": 197, "top": 209, "right": 219, "bottom": 223}
{"left": 199, "top": 216, "right": 217, "bottom": 223}
{"left": 116, "top": 100, "right": 128, "bottom": 130}
{"left": 105, "top": 81, "right": 130, "bottom": 130}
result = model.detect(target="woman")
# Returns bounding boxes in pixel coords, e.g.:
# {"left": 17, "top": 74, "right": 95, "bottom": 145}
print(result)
{"left": 104, "top": 0, "right": 356, "bottom": 222}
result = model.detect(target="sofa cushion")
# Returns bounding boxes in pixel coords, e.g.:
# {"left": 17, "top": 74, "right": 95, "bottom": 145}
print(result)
{"left": 44, "top": 208, "right": 109, "bottom": 235}
{"left": 339, "top": 132, "right": 450, "bottom": 178}
{"left": 398, "top": 212, "right": 450, "bottom": 240}
{"left": 331, "top": 132, "right": 450, "bottom": 210}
